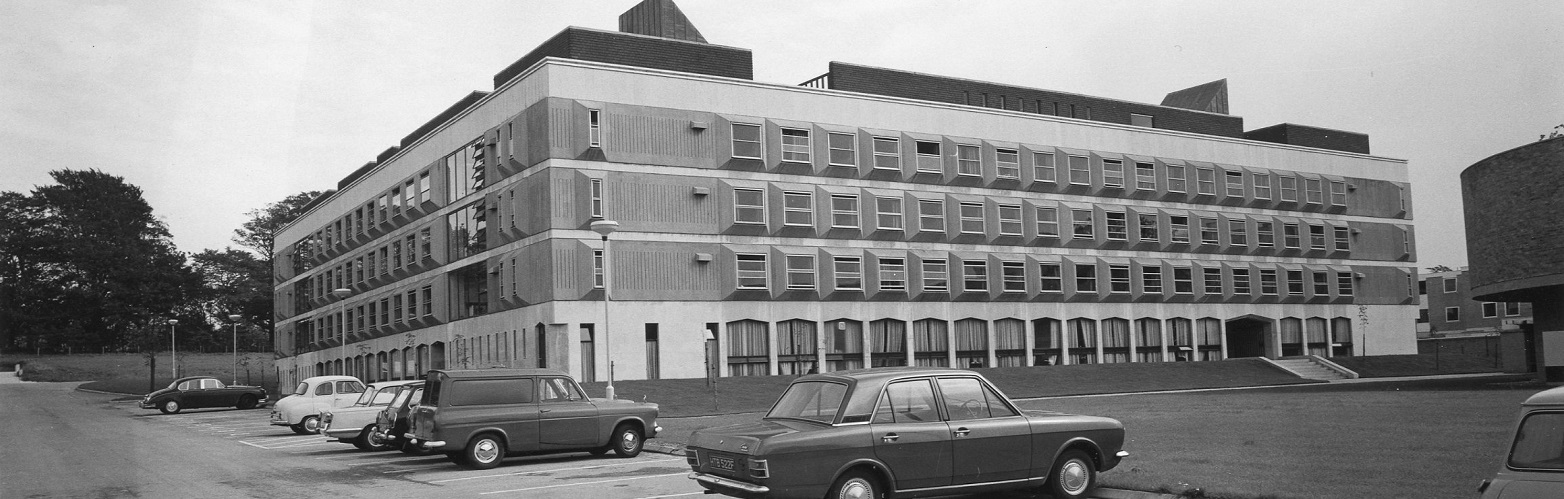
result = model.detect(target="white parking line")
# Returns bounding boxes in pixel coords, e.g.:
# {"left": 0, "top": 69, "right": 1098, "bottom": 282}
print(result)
{"left": 478, "top": 473, "right": 687, "bottom": 495}
{"left": 633, "top": 493, "right": 704, "bottom": 499}
{"left": 382, "top": 462, "right": 453, "bottom": 473}
{"left": 430, "top": 458, "right": 682, "bottom": 483}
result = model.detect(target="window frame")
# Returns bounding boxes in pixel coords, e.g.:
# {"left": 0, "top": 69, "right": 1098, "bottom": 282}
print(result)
{"left": 918, "top": 199, "right": 945, "bottom": 233}
{"left": 834, "top": 256, "right": 863, "bottom": 291}
{"left": 830, "top": 194, "right": 860, "bottom": 229}
{"left": 872, "top": 136, "right": 901, "bottom": 170}
{"left": 781, "top": 127, "right": 812, "bottom": 163}
{"left": 731, "top": 123, "right": 763, "bottom": 160}
{"left": 1033, "top": 152, "right": 1057, "bottom": 183}
{"left": 736, "top": 253, "right": 769, "bottom": 290}
{"left": 876, "top": 196, "right": 904, "bottom": 230}
{"left": 827, "top": 132, "right": 856, "bottom": 167}
{"left": 785, "top": 254, "right": 816, "bottom": 290}
{"left": 995, "top": 148, "right": 1020, "bottom": 179}
{"left": 733, "top": 188, "right": 767, "bottom": 225}
{"left": 782, "top": 191, "right": 814, "bottom": 227}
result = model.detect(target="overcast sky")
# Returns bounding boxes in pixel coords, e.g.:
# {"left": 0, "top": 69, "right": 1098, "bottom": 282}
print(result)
{"left": 3, "top": 0, "right": 1560, "bottom": 270}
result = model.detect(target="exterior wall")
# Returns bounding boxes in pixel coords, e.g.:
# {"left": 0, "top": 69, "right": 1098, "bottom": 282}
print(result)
{"left": 489, "top": 27, "right": 752, "bottom": 89}
{"left": 1463, "top": 137, "right": 1564, "bottom": 301}
{"left": 1420, "top": 270, "right": 1534, "bottom": 335}
{"left": 1244, "top": 123, "right": 1371, "bottom": 155}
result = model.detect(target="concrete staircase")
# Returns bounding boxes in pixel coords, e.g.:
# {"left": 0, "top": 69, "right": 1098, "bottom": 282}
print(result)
{"left": 1269, "top": 357, "right": 1353, "bottom": 381}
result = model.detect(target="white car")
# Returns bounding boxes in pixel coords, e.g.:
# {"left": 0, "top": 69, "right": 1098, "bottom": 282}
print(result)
{"left": 319, "top": 380, "right": 421, "bottom": 451}
{"left": 269, "top": 375, "right": 365, "bottom": 434}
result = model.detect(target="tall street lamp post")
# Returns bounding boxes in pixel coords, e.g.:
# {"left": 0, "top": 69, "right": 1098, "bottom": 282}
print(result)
{"left": 590, "top": 220, "right": 619, "bottom": 400}
{"left": 166, "top": 319, "right": 179, "bottom": 378}
{"left": 228, "top": 314, "right": 243, "bottom": 384}
{"left": 332, "top": 288, "right": 352, "bottom": 375}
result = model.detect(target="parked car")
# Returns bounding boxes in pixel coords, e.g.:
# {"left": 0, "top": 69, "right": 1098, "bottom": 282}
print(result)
{"left": 1479, "top": 385, "right": 1564, "bottom": 498}
{"left": 405, "top": 368, "right": 662, "bottom": 469}
{"left": 686, "top": 367, "right": 1128, "bottom": 499}
{"left": 319, "top": 379, "right": 422, "bottom": 451}
{"left": 373, "top": 384, "right": 426, "bottom": 454}
{"left": 270, "top": 375, "right": 365, "bottom": 435}
{"left": 140, "top": 376, "right": 267, "bottom": 414}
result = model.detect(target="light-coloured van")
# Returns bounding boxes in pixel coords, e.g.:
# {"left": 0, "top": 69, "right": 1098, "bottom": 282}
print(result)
{"left": 1480, "top": 386, "right": 1564, "bottom": 498}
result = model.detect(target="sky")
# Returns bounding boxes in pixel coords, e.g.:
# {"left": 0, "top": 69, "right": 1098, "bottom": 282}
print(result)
{"left": 2, "top": 0, "right": 1560, "bottom": 270}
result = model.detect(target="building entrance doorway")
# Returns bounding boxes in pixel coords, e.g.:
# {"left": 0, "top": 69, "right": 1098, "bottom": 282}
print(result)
{"left": 1225, "top": 316, "right": 1272, "bottom": 358}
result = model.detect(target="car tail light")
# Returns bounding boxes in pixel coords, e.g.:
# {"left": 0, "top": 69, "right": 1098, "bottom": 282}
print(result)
{"left": 747, "top": 458, "right": 769, "bottom": 479}
{"left": 685, "top": 449, "right": 700, "bottom": 468}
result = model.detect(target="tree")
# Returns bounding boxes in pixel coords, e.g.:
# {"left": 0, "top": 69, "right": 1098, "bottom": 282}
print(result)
{"left": 226, "top": 191, "right": 324, "bottom": 352}
{"left": 233, "top": 191, "right": 325, "bottom": 260}
{"left": 190, "top": 248, "right": 273, "bottom": 350}
{"left": 1427, "top": 265, "right": 1455, "bottom": 273}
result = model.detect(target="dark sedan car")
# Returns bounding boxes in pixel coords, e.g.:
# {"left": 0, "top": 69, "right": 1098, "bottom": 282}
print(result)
{"left": 686, "top": 367, "right": 1127, "bottom": 499}
{"left": 140, "top": 376, "right": 267, "bottom": 414}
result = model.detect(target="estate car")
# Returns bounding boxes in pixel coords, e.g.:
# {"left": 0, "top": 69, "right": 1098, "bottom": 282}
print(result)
{"left": 686, "top": 367, "right": 1127, "bottom": 499}
{"left": 1480, "top": 385, "right": 1564, "bottom": 498}
{"left": 373, "top": 384, "right": 426, "bottom": 453}
{"left": 405, "top": 368, "right": 662, "bottom": 469}
{"left": 269, "top": 375, "right": 365, "bottom": 434}
{"left": 140, "top": 376, "right": 267, "bottom": 414}
{"left": 319, "top": 379, "right": 422, "bottom": 451}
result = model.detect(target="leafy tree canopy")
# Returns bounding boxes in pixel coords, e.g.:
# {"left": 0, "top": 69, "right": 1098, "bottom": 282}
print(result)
{"left": 233, "top": 191, "right": 324, "bottom": 259}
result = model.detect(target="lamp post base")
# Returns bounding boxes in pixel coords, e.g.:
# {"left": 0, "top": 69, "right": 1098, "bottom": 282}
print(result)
{"left": 604, "top": 384, "right": 616, "bottom": 400}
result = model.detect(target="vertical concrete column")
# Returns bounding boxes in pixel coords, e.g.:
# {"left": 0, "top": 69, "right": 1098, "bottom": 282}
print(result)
{"left": 817, "top": 321, "right": 828, "bottom": 373}
{"left": 1219, "top": 319, "right": 1229, "bottom": 360}
{"left": 1060, "top": 321, "right": 1071, "bottom": 365}
{"left": 1127, "top": 320, "right": 1139, "bottom": 362}
{"left": 1160, "top": 319, "right": 1171, "bottom": 362}
{"left": 860, "top": 322, "right": 872, "bottom": 369}
{"left": 946, "top": 321, "right": 958, "bottom": 368}
{"left": 1269, "top": 319, "right": 1284, "bottom": 359}
{"left": 1024, "top": 319, "right": 1036, "bottom": 367}
{"left": 768, "top": 323, "right": 780, "bottom": 376}
{"left": 903, "top": 324, "right": 915, "bottom": 367}
{"left": 1094, "top": 319, "right": 1105, "bottom": 363}
{"left": 986, "top": 320, "right": 998, "bottom": 368}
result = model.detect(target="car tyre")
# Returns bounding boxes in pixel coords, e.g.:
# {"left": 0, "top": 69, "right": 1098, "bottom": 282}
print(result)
{"left": 610, "top": 424, "right": 643, "bottom": 458}
{"left": 588, "top": 446, "right": 610, "bottom": 456}
{"left": 159, "top": 400, "right": 181, "bottom": 414}
{"left": 236, "top": 395, "right": 258, "bottom": 410}
{"left": 360, "top": 425, "right": 393, "bottom": 452}
{"left": 291, "top": 415, "right": 320, "bottom": 435}
{"left": 827, "top": 469, "right": 881, "bottom": 499}
{"left": 461, "top": 434, "right": 506, "bottom": 470}
{"left": 1045, "top": 450, "right": 1097, "bottom": 498}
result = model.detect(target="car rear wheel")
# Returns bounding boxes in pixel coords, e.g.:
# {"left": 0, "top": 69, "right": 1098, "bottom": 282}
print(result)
{"left": 236, "top": 395, "right": 258, "bottom": 410}
{"left": 610, "top": 424, "right": 643, "bottom": 458}
{"left": 461, "top": 434, "right": 506, "bottom": 469}
{"left": 159, "top": 400, "right": 181, "bottom": 414}
{"left": 291, "top": 415, "right": 320, "bottom": 435}
{"left": 1045, "top": 450, "right": 1097, "bottom": 498}
{"left": 360, "top": 425, "right": 393, "bottom": 452}
{"left": 827, "top": 470, "right": 881, "bottom": 499}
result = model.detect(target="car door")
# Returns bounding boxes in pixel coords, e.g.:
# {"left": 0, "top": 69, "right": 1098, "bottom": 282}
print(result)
{"left": 870, "top": 378, "right": 952, "bottom": 490}
{"left": 445, "top": 377, "right": 540, "bottom": 453}
{"left": 332, "top": 381, "right": 364, "bottom": 408}
{"left": 312, "top": 381, "right": 335, "bottom": 412}
{"left": 937, "top": 376, "right": 1033, "bottom": 485}
{"left": 203, "top": 379, "right": 240, "bottom": 407}
{"left": 177, "top": 380, "right": 205, "bottom": 408}
{"left": 536, "top": 377, "right": 599, "bottom": 448}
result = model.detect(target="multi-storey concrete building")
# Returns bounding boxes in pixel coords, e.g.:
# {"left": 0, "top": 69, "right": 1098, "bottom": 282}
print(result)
{"left": 272, "top": 0, "right": 1419, "bottom": 389}
{"left": 1417, "top": 267, "right": 1532, "bottom": 337}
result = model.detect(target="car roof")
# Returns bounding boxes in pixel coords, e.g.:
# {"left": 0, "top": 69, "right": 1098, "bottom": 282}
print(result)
{"left": 1523, "top": 386, "right": 1564, "bottom": 406}
{"left": 431, "top": 368, "right": 570, "bottom": 379}
{"left": 367, "top": 379, "right": 423, "bottom": 388}
{"left": 798, "top": 366, "right": 980, "bottom": 384}
{"left": 301, "top": 375, "right": 362, "bottom": 383}
{"left": 174, "top": 376, "right": 216, "bottom": 383}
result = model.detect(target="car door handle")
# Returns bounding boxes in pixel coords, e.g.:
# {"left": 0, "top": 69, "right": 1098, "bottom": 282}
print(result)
{"left": 881, "top": 433, "right": 899, "bottom": 443}
{"left": 540, "top": 409, "right": 552, "bottom": 413}
{"left": 953, "top": 428, "right": 971, "bottom": 437}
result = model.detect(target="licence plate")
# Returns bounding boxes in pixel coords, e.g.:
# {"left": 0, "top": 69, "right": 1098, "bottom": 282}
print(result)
{"left": 709, "top": 456, "right": 735, "bottom": 471}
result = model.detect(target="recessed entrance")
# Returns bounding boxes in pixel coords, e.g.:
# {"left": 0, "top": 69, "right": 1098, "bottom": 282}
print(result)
{"left": 1225, "top": 316, "right": 1272, "bottom": 358}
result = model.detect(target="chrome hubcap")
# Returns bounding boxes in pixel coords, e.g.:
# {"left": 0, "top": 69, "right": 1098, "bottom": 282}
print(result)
{"left": 166, "top": 401, "right": 178, "bottom": 411}
{"left": 304, "top": 418, "right": 319, "bottom": 432}
{"left": 621, "top": 432, "right": 638, "bottom": 451}
{"left": 839, "top": 478, "right": 871, "bottom": 499}
{"left": 1060, "top": 460, "right": 1088, "bottom": 493}
{"left": 475, "top": 439, "right": 499, "bottom": 462}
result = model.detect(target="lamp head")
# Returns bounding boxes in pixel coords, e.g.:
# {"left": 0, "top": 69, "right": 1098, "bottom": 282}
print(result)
{"left": 331, "top": 288, "right": 352, "bottom": 299}
{"left": 589, "top": 220, "right": 620, "bottom": 237}
{"left": 166, "top": 319, "right": 178, "bottom": 326}
{"left": 228, "top": 314, "right": 243, "bottom": 322}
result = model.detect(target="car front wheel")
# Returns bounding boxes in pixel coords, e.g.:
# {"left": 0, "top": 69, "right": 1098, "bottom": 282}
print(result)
{"left": 159, "top": 400, "right": 181, "bottom": 414}
{"left": 291, "top": 415, "right": 320, "bottom": 435}
{"left": 462, "top": 434, "right": 506, "bottom": 469}
{"left": 1045, "top": 450, "right": 1097, "bottom": 498}
{"left": 610, "top": 424, "right": 643, "bottom": 458}
{"left": 359, "top": 425, "right": 393, "bottom": 452}
{"left": 828, "top": 470, "right": 881, "bottom": 499}
{"left": 236, "top": 395, "right": 258, "bottom": 410}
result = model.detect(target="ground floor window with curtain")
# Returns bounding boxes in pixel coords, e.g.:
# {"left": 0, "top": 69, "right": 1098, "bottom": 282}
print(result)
{"left": 1101, "top": 318, "right": 1131, "bottom": 363}
{"left": 776, "top": 319, "right": 818, "bottom": 375}
{"left": 913, "top": 319, "right": 949, "bottom": 367}
{"left": 825, "top": 320, "right": 864, "bottom": 371}
{"left": 1068, "top": 318, "right": 1097, "bottom": 364}
{"left": 994, "top": 318, "right": 1025, "bottom": 367}
{"left": 1197, "top": 318, "right": 1223, "bottom": 360}
{"left": 1135, "top": 318, "right": 1163, "bottom": 362}
{"left": 870, "top": 319, "right": 907, "bottom": 367}
{"left": 727, "top": 320, "right": 770, "bottom": 377}
{"left": 954, "top": 318, "right": 988, "bottom": 368}
{"left": 1032, "top": 318, "right": 1061, "bottom": 365}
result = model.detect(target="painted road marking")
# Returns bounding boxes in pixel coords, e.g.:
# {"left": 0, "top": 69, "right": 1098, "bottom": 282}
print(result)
{"left": 430, "top": 458, "right": 682, "bottom": 483}
{"left": 478, "top": 473, "right": 688, "bottom": 495}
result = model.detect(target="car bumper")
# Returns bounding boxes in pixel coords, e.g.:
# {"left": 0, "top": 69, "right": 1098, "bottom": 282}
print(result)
{"left": 690, "top": 472, "right": 770, "bottom": 497}
{"left": 139, "top": 401, "right": 156, "bottom": 409}
{"left": 1103, "top": 450, "right": 1130, "bottom": 471}
{"left": 270, "top": 410, "right": 291, "bottom": 426}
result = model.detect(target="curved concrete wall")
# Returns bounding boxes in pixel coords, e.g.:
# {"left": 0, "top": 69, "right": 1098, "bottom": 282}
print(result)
{"left": 1462, "top": 137, "right": 1564, "bottom": 300}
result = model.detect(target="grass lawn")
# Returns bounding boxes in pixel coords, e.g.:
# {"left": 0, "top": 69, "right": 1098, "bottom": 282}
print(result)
{"left": 2, "top": 352, "right": 279, "bottom": 396}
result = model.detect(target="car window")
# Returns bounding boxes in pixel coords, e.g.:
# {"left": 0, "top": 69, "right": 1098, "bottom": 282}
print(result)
{"left": 389, "top": 387, "right": 415, "bottom": 408}
{"left": 315, "top": 382, "right": 334, "bottom": 396}
{"left": 448, "top": 378, "right": 534, "bottom": 406}
{"left": 872, "top": 379, "right": 940, "bottom": 424}
{"left": 407, "top": 388, "right": 423, "bottom": 408}
{"left": 982, "top": 383, "right": 1019, "bottom": 418}
{"left": 354, "top": 386, "right": 380, "bottom": 405}
{"left": 293, "top": 382, "right": 309, "bottom": 396}
{"left": 538, "top": 377, "right": 585, "bottom": 402}
{"left": 766, "top": 381, "right": 848, "bottom": 423}
{"left": 1511, "top": 412, "right": 1564, "bottom": 469}
{"left": 338, "top": 381, "right": 365, "bottom": 394}
{"left": 938, "top": 377, "right": 1014, "bottom": 421}
{"left": 372, "top": 386, "right": 402, "bottom": 405}
{"left": 201, "top": 379, "right": 224, "bottom": 390}
{"left": 177, "top": 381, "right": 193, "bottom": 391}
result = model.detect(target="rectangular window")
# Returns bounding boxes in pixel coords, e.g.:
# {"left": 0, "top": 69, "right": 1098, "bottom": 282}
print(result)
{"left": 421, "top": 286, "right": 432, "bottom": 317}
{"left": 1033, "top": 152, "right": 1056, "bottom": 182}
{"left": 1279, "top": 176, "right": 1298, "bottom": 202}
{"left": 786, "top": 255, "right": 816, "bottom": 290}
{"left": 998, "top": 204, "right": 1022, "bottom": 236}
{"left": 783, "top": 191, "right": 813, "bottom": 226}
{"left": 732, "top": 123, "right": 762, "bottom": 159}
{"left": 1506, "top": 302, "right": 1521, "bottom": 316}
{"left": 392, "top": 241, "right": 402, "bottom": 269}
{"left": 1174, "top": 267, "right": 1194, "bottom": 294}
{"left": 588, "top": 109, "right": 602, "bottom": 148}
{"left": 1310, "top": 225, "right": 1327, "bottom": 250}
{"left": 1135, "top": 162, "right": 1156, "bottom": 190}
{"left": 1225, "top": 171, "right": 1244, "bottom": 197}
{"left": 872, "top": 137, "right": 900, "bottom": 170}
{"left": 1039, "top": 263, "right": 1062, "bottom": 292}
{"left": 959, "top": 202, "right": 985, "bottom": 234}
{"left": 828, "top": 132, "right": 856, "bottom": 166}
{"left": 963, "top": 260, "right": 988, "bottom": 292}
{"left": 915, "top": 141, "right": 942, "bottom": 173}
{"left": 1260, "top": 269, "right": 1279, "bottom": 295}
{"left": 1313, "top": 272, "right": 1331, "bottom": 295}
{"left": 1200, "top": 218, "right": 1219, "bottom": 245}
{"left": 1229, "top": 219, "right": 1248, "bottom": 246}
{"left": 781, "top": 128, "right": 811, "bottom": 163}
{"left": 876, "top": 197, "right": 903, "bottom": 230}
{"left": 1330, "top": 181, "right": 1348, "bottom": 206}
{"left": 734, "top": 188, "right": 766, "bottom": 224}
{"left": 1443, "top": 277, "right": 1457, "bottom": 293}
{"left": 418, "top": 172, "right": 431, "bottom": 204}
{"left": 956, "top": 144, "right": 981, "bottom": 176}
{"left": 922, "top": 260, "right": 949, "bottom": 293}
{"left": 1106, "top": 211, "right": 1128, "bottom": 241}
{"left": 1334, "top": 227, "right": 1351, "bottom": 251}
{"left": 1072, "top": 209, "right": 1095, "bottom": 239}
{"left": 593, "top": 250, "right": 604, "bottom": 288}
{"left": 1037, "top": 207, "right": 1059, "bottom": 237}
{"left": 1305, "top": 178, "right": 1324, "bottom": 204}
{"left": 1075, "top": 264, "right": 1097, "bottom": 293}
{"left": 1287, "top": 270, "right": 1305, "bottom": 295}
{"left": 393, "top": 294, "right": 403, "bottom": 324}
{"left": 996, "top": 149, "right": 1020, "bottom": 179}
{"left": 1257, "top": 222, "right": 1276, "bottom": 247}
{"left": 1068, "top": 156, "right": 1091, "bottom": 185}
{"left": 1170, "top": 216, "right": 1190, "bottom": 243}
{"left": 1002, "top": 261, "right": 1025, "bottom": 292}
{"left": 1167, "top": 165, "right": 1187, "bottom": 193}
{"left": 1130, "top": 113, "right": 1154, "bottom": 127}
{"left": 1339, "top": 272, "right": 1356, "bottom": 296}
{"left": 419, "top": 227, "right": 431, "bottom": 259}
{"left": 1446, "top": 307, "right": 1461, "bottom": 322}
{"left": 1196, "top": 168, "right": 1216, "bottom": 195}
{"left": 1102, "top": 159, "right": 1125, "bottom": 188}
{"left": 834, "top": 257, "right": 862, "bottom": 290}
{"left": 1284, "top": 223, "right": 1302, "bottom": 249}
{"left": 1254, "top": 174, "right": 1272, "bottom": 200}
{"left": 736, "top": 254, "right": 768, "bottom": 290}
{"left": 378, "top": 195, "right": 388, "bottom": 223}
{"left": 589, "top": 178, "right": 604, "bottom": 219}
{"left": 918, "top": 199, "right": 945, "bottom": 232}
{"left": 391, "top": 187, "right": 402, "bottom": 214}
{"left": 1136, "top": 213, "right": 1158, "bottom": 241}
{"left": 1204, "top": 268, "right": 1224, "bottom": 294}
{"left": 404, "top": 180, "right": 416, "bottom": 210}
{"left": 879, "top": 258, "right": 907, "bottom": 291}
{"left": 1234, "top": 269, "right": 1251, "bottom": 295}
{"left": 1109, "top": 264, "right": 1130, "bottom": 293}
{"left": 1143, "top": 266, "right": 1163, "bottom": 294}
{"left": 831, "top": 194, "right": 860, "bottom": 228}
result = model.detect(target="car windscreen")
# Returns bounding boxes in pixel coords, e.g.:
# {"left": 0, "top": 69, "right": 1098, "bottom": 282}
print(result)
{"left": 1510, "top": 411, "right": 1564, "bottom": 469}
{"left": 765, "top": 381, "right": 848, "bottom": 424}
{"left": 354, "top": 386, "right": 381, "bottom": 405}
{"left": 389, "top": 387, "right": 415, "bottom": 409}
{"left": 293, "top": 382, "right": 308, "bottom": 396}
{"left": 372, "top": 386, "right": 402, "bottom": 405}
